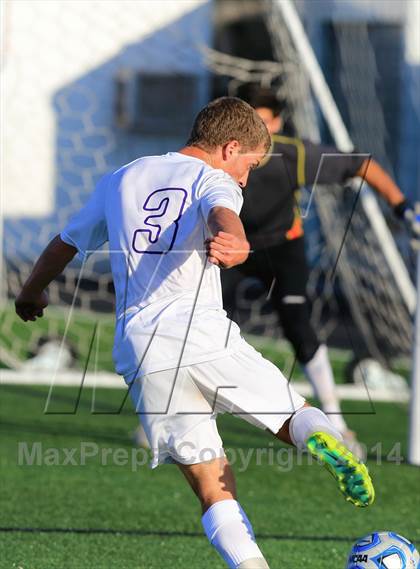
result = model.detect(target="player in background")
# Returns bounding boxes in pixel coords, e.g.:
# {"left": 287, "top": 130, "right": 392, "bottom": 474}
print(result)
{"left": 15, "top": 97, "right": 374, "bottom": 569}
{"left": 223, "top": 85, "right": 414, "bottom": 455}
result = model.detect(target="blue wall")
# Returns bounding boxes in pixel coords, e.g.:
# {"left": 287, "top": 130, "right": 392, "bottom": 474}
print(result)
{"left": 4, "top": 4, "right": 212, "bottom": 268}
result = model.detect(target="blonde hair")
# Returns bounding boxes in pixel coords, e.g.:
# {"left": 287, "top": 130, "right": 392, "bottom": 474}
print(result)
{"left": 187, "top": 97, "right": 271, "bottom": 153}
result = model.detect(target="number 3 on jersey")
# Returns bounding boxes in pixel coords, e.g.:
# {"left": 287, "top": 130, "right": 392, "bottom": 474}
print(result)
{"left": 132, "top": 188, "right": 187, "bottom": 254}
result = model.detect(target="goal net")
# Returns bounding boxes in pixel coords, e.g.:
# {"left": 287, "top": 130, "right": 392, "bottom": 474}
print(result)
{"left": 1, "top": 0, "right": 212, "bottom": 374}
{"left": 0, "top": 0, "right": 415, "bottom": 378}
{"left": 204, "top": 0, "right": 415, "bottom": 369}
{"left": 266, "top": 0, "right": 415, "bottom": 366}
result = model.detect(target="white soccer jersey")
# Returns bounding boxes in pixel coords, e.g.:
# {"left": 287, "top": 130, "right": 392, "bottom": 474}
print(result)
{"left": 61, "top": 152, "right": 244, "bottom": 380}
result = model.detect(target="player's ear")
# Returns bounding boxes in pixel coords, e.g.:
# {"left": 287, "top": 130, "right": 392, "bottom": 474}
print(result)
{"left": 222, "top": 140, "right": 241, "bottom": 161}
{"left": 273, "top": 115, "right": 282, "bottom": 133}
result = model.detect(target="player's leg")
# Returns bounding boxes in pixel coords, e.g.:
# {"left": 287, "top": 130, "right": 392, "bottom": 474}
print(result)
{"left": 191, "top": 344, "right": 374, "bottom": 508}
{"left": 178, "top": 457, "right": 269, "bottom": 569}
{"left": 178, "top": 455, "right": 236, "bottom": 511}
{"left": 223, "top": 250, "right": 347, "bottom": 441}
{"left": 128, "top": 369, "right": 269, "bottom": 568}
{"left": 263, "top": 238, "right": 358, "bottom": 440}
{"left": 274, "top": 405, "right": 374, "bottom": 507}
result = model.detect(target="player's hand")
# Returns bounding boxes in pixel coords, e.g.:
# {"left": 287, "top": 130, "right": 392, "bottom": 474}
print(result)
{"left": 205, "top": 231, "right": 250, "bottom": 269}
{"left": 394, "top": 199, "right": 420, "bottom": 249}
{"left": 15, "top": 289, "right": 49, "bottom": 322}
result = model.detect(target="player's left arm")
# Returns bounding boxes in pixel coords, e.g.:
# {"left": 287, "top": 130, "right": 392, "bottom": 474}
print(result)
{"left": 15, "top": 236, "right": 78, "bottom": 322}
{"left": 304, "top": 140, "right": 404, "bottom": 206}
{"left": 304, "top": 140, "right": 416, "bottom": 231}
{"left": 356, "top": 158, "right": 404, "bottom": 207}
{"left": 356, "top": 158, "right": 419, "bottom": 236}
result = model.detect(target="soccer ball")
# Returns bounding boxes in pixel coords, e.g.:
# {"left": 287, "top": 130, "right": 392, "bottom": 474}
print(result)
{"left": 346, "top": 532, "right": 420, "bottom": 568}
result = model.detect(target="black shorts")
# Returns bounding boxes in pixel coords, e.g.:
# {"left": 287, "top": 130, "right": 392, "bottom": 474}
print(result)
{"left": 222, "top": 236, "right": 320, "bottom": 363}
{"left": 223, "top": 236, "right": 309, "bottom": 302}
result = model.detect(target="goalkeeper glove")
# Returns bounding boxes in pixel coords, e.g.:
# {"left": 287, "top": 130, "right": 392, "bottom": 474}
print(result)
{"left": 394, "top": 199, "right": 420, "bottom": 249}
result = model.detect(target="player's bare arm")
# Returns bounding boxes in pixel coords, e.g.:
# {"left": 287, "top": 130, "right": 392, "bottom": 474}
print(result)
{"left": 15, "top": 235, "right": 77, "bottom": 322}
{"left": 205, "top": 206, "right": 250, "bottom": 269}
{"left": 357, "top": 158, "right": 405, "bottom": 207}
{"left": 357, "top": 158, "right": 419, "bottom": 237}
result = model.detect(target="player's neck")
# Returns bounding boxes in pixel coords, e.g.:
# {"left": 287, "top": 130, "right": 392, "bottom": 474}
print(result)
{"left": 178, "top": 146, "right": 220, "bottom": 170}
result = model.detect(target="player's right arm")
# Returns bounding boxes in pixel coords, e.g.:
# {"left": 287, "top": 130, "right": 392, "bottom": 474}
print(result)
{"left": 205, "top": 206, "right": 250, "bottom": 269}
{"left": 15, "top": 236, "right": 77, "bottom": 322}
{"left": 198, "top": 170, "right": 250, "bottom": 269}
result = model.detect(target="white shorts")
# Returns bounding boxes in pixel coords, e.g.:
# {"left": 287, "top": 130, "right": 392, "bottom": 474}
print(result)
{"left": 128, "top": 339, "right": 305, "bottom": 468}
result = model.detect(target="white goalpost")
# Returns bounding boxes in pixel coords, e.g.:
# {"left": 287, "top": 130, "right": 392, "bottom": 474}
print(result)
{"left": 272, "top": 0, "right": 416, "bottom": 316}
{"left": 409, "top": 251, "right": 420, "bottom": 465}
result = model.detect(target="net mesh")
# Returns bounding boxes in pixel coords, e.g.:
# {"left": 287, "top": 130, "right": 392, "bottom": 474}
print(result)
{"left": 266, "top": 1, "right": 414, "bottom": 362}
{"left": 1, "top": 0, "right": 211, "bottom": 371}
{"left": 1, "top": 0, "right": 414, "bottom": 371}
{"left": 204, "top": 0, "right": 414, "bottom": 364}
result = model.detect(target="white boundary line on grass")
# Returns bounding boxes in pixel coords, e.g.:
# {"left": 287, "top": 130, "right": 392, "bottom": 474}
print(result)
{"left": 0, "top": 369, "right": 409, "bottom": 403}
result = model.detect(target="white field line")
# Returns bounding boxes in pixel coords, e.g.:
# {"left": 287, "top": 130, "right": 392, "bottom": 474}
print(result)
{"left": 0, "top": 370, "right": 409, "bottom": 403}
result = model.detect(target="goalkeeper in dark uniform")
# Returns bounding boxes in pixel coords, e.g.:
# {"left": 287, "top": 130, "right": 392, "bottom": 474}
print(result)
{"left": 225, "top": 86, "right": 414, "bottom": 452}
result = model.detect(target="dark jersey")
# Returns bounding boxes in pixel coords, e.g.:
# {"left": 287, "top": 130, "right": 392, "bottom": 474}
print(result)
{"left": 241, "top": 134, "right": 366, "bottom": 249}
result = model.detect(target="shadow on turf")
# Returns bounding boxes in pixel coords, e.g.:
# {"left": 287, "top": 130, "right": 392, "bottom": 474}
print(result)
{"left": 0, "top": 419, "right": 131, "bottom": 445}
{"left": 0, "top": 526, "right": 356, "bottom": 542}
{"left": 1, "top": 385, "right": 130, "bottom": 414}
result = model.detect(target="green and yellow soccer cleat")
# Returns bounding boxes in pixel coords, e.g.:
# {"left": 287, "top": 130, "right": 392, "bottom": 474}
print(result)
{"left": 306, "top": 431, "right": 375, "bottom": 508}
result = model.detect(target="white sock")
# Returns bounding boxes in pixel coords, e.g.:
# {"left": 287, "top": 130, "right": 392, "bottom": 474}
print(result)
{"left": 302, "top": 344, "right": 347, "bottom": 433}
{"left": 202, "top": 499, "right": 269, "bottom": 569}
{"left": 289, "top": 406, "right": 343, "bottom": 449}
{"left": 237, "top": 559, "right": 270, "bottom": 568}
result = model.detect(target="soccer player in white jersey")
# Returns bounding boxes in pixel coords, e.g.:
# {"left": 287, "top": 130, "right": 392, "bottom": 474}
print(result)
{"left": 15, "top": 97, "right": 374, "bottom": 569}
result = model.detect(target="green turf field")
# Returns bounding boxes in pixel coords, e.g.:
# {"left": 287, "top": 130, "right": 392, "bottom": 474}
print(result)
{"left": 1, "top": 382, "right": 419, "bottom": 569}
